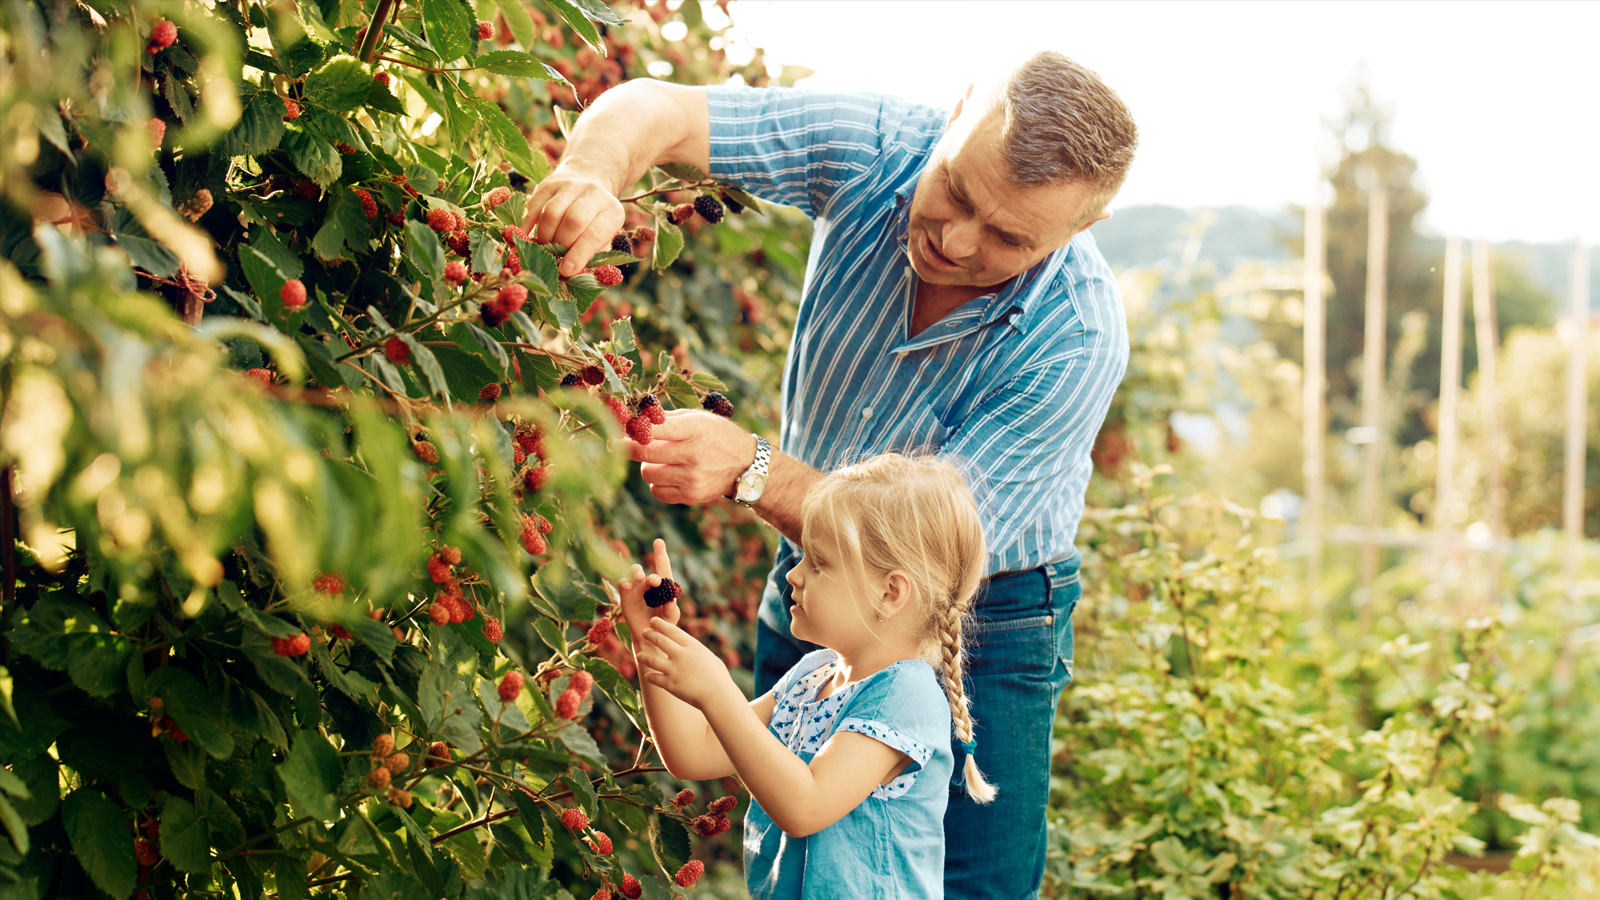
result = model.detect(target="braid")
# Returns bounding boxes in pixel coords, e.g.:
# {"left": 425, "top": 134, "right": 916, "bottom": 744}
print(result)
{"left": 939, "top": 600, "right": 996, "bottom": 803}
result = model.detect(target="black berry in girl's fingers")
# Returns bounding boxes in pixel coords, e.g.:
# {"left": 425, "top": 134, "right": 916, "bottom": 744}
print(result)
{"left": 644, "top": 578, "right": 681, "bottom": 608}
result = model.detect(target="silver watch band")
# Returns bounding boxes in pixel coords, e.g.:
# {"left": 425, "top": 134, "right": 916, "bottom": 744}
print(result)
{"left": 735, "top": 435, "right": 771, "bottom": 507}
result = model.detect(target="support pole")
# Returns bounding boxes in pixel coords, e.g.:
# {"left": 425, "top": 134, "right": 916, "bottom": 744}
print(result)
{"left": 1564, "top": 238, "right": 1590, "bottom": 588}
{"left": 1303, "top": 181, "right": 1326, "bottom": 606}
{"left": 1472, "top": 237, "right": 1503, "bottom": 608}
{"left": 1435, "top": 237, "right": 1464, "bottom": 569}
{"left": 1359, "top": 188, "right": 1388, "bottom": 614}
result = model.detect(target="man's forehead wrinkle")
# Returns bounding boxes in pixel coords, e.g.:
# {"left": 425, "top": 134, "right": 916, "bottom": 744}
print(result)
{"left": 947, "top": 154, "right": 1040, "bottom": 247}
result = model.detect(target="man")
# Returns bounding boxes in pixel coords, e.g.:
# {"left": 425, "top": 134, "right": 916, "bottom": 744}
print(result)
{"left": 525, "top": 51, "right": 1136, "bottom": 898}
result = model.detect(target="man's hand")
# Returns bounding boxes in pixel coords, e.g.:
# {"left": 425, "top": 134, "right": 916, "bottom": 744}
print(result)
{"left": 635, "top": 618, "right": 742, "bottom": 712}
{"left": 616, "top": 538, "right": 680, "bottom": 645}
{"left": 522, "top": 171, "right": 626, "bottom": 278}
{"left": 624, "top": 409, "right": 754, "bottom": 506}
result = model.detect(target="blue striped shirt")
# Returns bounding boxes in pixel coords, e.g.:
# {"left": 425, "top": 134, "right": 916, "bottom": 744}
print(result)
{"left": 706, "top": 86, "right": 1127, "bottom": 630}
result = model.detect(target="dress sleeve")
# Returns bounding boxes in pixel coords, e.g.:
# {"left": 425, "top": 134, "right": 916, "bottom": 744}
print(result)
{"left": 831, "top": 662, "right": 949, "bottom": 780}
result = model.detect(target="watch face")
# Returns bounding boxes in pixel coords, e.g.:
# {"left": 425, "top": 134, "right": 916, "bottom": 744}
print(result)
{"left": 737, "top": 471, "right": 768, "bottom": 502}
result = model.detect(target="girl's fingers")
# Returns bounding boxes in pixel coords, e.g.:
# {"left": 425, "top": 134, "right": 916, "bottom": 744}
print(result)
{"left": 652, "top": 538, "right": 674, "bottom": 581}
{"left": 648, "top": 618, "right": 693, "bottom": 644}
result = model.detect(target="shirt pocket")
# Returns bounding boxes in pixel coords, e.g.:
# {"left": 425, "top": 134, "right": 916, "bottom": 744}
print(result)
{"left": 868, "top": 395, "right": 949, "bottom": 457}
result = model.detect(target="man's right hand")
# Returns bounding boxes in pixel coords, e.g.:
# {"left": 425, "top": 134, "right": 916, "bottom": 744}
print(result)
{"left": 523, "top": 171, "right": 627, "bottom": 279}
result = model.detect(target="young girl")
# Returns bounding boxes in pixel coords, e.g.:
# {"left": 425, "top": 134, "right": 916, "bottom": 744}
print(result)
{"left": 618, "top": 453, "right": 994, "bottom": 900}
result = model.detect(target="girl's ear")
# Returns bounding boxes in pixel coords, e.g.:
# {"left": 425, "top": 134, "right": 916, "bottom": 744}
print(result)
{"left": 879, "top": 570, "right": 917, "bottom": 619}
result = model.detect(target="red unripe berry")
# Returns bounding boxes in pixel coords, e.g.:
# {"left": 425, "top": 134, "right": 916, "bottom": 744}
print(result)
{"left": 521, "top": 518, "right": 548, "bottom": 555}
{"left": 496, "top": 283, "right": 528, "bottom": 314}
{"left": 586, "top": 618, "right": 614, "bottom": 645}
{"left": 280, "top": 279, "right": 307, "bottom": 309}
{"left": 135, "top": 838, "right": 160, "bottom": 865}
{"left": 427, "top": 207, "right": 454, "bottom": 233}
{"left": 149, "top": 20, "right": 177, "bottom": 50}
{"left": 593, "top": 264, "right": 623, "bottom": 287}
{"left": 570, "top": 670, "right": 595, "bottom": 697}
{"left": 313, "top": 572, "right": 346, "bottom": 595}
{"left": 147, "top": 118, "right": 166, "bottom": 150}
{"left": 330, "top": 624, "right": 352, "bottom": 639}
{"left": 591, "top": 892, "right": 612, "bottom": 900}
{"left": 555, "top": 687, "right": 582, "bottom": 719}
{"left": 384, "top": 335, "right": 410, "bottom": 364}
{"left": 374, "top": 71, "right": 390, "bottom": 87}
{"left": 482, "top": 616, "right": 502, "bottom": 643}
{"left": 675, "top": 860, "right": 705, "bottom": 888}
{"left": 590, "top": 831, "right": 613, "bottom": 855}
{"left": 442, "top": 545, "right": 462, "bottom": 565}
{"left": 355, "top": 188, "right": 378, "bottom": 219}
{"left": 604, "top": 396, "right": 631, "bottom": 429}
{"left": 451, "top": 210, "right": 467, "bottom": 233}
{"left": 273, "top": 632, "right": 310, "bottom": 657}
{"left": 522, "top": 466, "right": 550, "bottom": 493}
{"left": 413, "top": 440, "right": 440, "bottom": 464}
{"left": 427, "top": 553, "right": 452, "bottom": 584}
{"left": 383, "top": 752, "right": 410, "bottom": 774}
{"left": 498, "top": 670, "right": 524, "bottom": 702}
{"left": 485, "top": 185, "right": 511, "bottom": 208}
{"left": 477, "top": 20, "right": 495, "bottom": 40}
{"left": 671, "top": 203, "right": 695, "bottom": 225}
{"left": 281, "top": 97, "right": 300, "bottom": 120}
{"left": 709, "top": 795, "right": 738, "bottom": 815}
{"left": 624, "top": 415, "right": 652, "bottom": 445}
{"left": 427, "top": 602, "right": 451, "bottom": 626}
{"left": 244, "top": 368, "right": 273, "bottom": 387}
{"left": 620, "top": 875, "right": 642, "bottom": 899}
{"left": 560, "top": 808, "right": 588, "bottom": 831}
{"left": 582, "top": 365, "right": 605, "bottom": 386}
{"left": 444, "top": 261, "right": 468, "bottom": 283}
{"left": 502, "top": 225, "right": 528, "bottom": 245}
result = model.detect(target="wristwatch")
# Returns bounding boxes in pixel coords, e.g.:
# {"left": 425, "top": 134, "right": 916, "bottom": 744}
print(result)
{"left": 734, "top": 435, "right": 771, "bottom": 508}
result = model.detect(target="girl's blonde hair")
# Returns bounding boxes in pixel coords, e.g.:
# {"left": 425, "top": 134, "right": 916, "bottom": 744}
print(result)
{"left": 799, "top": 452, "right": 996, "bottom": 803}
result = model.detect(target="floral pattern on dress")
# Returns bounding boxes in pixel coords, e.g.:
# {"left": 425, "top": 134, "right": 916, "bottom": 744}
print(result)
{"left": 766, "top": 652, "right": 924, "bottom": 800}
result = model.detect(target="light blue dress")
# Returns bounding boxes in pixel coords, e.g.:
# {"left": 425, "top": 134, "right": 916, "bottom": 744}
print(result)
{"left": 744, "top": 649, "right": 953, "bottom": 900}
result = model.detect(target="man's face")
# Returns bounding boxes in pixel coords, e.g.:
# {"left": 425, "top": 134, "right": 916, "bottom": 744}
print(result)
{"left": 907, "top": 101, "right": 1104, "bottom": 290}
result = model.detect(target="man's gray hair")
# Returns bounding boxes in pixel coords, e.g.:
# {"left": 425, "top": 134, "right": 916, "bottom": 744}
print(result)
{"left": 997, "top": 51, "right": 1138, "bottom": 227}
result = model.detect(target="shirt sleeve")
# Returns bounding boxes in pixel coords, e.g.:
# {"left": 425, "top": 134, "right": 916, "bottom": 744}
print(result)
{"left": 705, "top": 85, "right": 906, "bottom": 221}
{"left": 832, "top": 663, "right": 949, "bottom": 778}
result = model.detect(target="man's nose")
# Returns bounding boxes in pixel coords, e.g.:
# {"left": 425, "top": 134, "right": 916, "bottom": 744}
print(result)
{"left": 942, "top": 215, "right": 980, "bottom": 261}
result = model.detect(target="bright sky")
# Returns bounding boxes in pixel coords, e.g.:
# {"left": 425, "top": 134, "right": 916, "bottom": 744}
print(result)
{"left": 710, "top": 1, "right": 1598, "bottom": 245}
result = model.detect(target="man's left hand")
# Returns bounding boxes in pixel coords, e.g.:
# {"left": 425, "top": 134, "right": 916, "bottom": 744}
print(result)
{"left": 623, "top": 409, "right": 753, "bottom": 505}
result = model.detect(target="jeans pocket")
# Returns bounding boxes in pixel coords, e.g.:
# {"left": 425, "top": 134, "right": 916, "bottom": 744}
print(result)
{"left": 1050, "top": 575, "right": 1082, "bottom": 688}
{"left": 967, "top": 613, "right": 1057, "bottom": 682}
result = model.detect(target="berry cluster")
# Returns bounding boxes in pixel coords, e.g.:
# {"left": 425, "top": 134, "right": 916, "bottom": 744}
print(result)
{"left": 366, "top": 735, "right": 413, "bottom": 807}
{"left": 272, "top": 632, "right": 311, "bottom": 657}
{"left": 555, "top": 668, "right": 595, "bottom": 719}
{"left": 425, "top": 547, "right": 480, "bottom": 625}
{"left": 643, "top": 578, "right": 681, "bottom": 609}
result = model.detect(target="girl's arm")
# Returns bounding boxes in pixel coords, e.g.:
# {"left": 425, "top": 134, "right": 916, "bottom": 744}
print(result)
{"left": 637, "top": 619, "right": 910, "bottom": 838}
{"left": 619, "top": 541, "right": 776, "bottom": 781}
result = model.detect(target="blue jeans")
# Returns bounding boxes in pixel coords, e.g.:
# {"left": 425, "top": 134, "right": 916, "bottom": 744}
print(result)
{"left": 755, "top": 557, "right": 1081, "bottom": 900}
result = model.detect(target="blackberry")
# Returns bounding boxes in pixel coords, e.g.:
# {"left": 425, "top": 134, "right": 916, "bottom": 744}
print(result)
{"left": 701, "top": 391, "right": 735, "bottom": 418}
{"left": 643, "top": 578, "right": 681, "bottom": 608}
{"left": 693, "top": 194, "right": 724, "bottom": 224}
{"left": 611, "top": 233, "right": 632, "bottom": 253}
{"left": 722, "top": 193, "right": 745, "bottom": 215}
{"left": 561, "top": 372, "right": 583, "bottom": 387}
{"left": 638, "top": 394, "right": 666, "bottom": 425}
{"left": 480, "top": 301, "right": 509, "bottom": 328}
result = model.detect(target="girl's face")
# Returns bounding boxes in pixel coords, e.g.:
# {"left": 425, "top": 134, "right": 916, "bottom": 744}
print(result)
{"left": 785, "top": 525, "right": 887, "bottom": 653}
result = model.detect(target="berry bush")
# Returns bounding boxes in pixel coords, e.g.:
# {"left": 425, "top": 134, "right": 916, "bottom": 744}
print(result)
{"left": 0, "top": 1, "right": 802, "bottom": 898}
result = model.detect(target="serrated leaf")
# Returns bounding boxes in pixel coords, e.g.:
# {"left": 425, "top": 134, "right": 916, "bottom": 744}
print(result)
{"left": 545, "top": 0, "right": 605, "bottom": 53}
{"left": 608, "top": 317, "right": 635, "bottom": 355}
{"left": 496, "top": 0, "right": 537, "bottom": 47}
{"left": 406, "top": 221, "right": 447, "bottom": 286}
{"left": 217, "top": 79, "right": 287, "bottom": 157}
{"left": 384, "top": 22, "right": 439, "bottom": 59}
{"left": 313, "top": 186, "right": 374, "bottom": 260}
{"left": 159, "top": 796, "right": 213, "bottom": 872}
{"left": 283, "top": 126, "right": 342, "bottom": 186}
{"left": 421, "top": 0, "right": 474, "bottom": 63}
{"left": 222, "top": 286, "right": 265, "bottom": 321}
{"left": 560, "top": 772, "right": 599, "bottom": 821}
{"left": 366, "top": 79, "right": 406, "bottom": 114}
{"left": 477, "top": 681, "right": 531, "bottom": 732}
{"left": 566, "top": 0, "right": 631, "bottom": 26}
{"left": 397, "top": 333, "right": 450, "bottom": 398}
{"left": 689, "top": 371, "right": 727, "bottom": 392}
{"left": 63, "top": 791, "right": 137, "bottom": 897}
{"left": 461, "top": 96, "right": 537, "bottom": 177}
{"left": 470, "top": 230, "right": 502, "bottom": 275}
{"left": 515, "top": 237, "right": 560, "bottom": 295}
{"left": 278, "top": 730, "right": 341, "bottom": 821}
{"left": 146, "top": 668, "right": 235, "bottom": 759}
{"left": 566, "top": 273, "right": 603, "bottom": 311}
{"left": 404, "top": 163, "right": 441, "bottom": 195}
{"left": 303, "top": 55, "right": 372, "bottom": 112}
{"left": 553, "top": 722, "right": 603, "bottom": 765}
{"left": 238, "top": 244, "right": 289, "bottom": 307}
{"left": 651, "top": 221, "right": 684, "bottom": 271}
{"left": 449, "top": 321, "right": 510, "bottom": 376}
{"left": 655, "top": 162, "right": 708, "bottom": 183}
{"left": 250, "top": 226, "right": 304, "bottom": 279}
{"left": 474, "top": 50, "right": 562, "bottom": 80}
{"left": 585, "top": 249, "right": 639, "bottom": 267}
{"left": 647, "top": 811, "right": 691, "bottom": 876}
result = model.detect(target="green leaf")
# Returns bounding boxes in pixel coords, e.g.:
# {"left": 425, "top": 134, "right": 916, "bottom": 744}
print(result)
{"left": 283, "top": 126, "right": 342, "bottom": 187}
{"left": 62, "top": 790, "right": 137, "bottom": 898}
{"left": 404, "top": 163, "right": 441, "bottom": 196}
{"left": 250, "top": 226, "right": 305, "bottom": 279}
{"left": 515, "top": 238, "right": 560, "bottom": 295}
{"left": 146, "top": 668, "right": 235, "bottom": 760}
{"left": 238, "top": 244, "right": 289, "bottom": 306}
{"left": 448, "top": 321, "right": 510, "bottom": 377}
{"left": 313, "top": 186, "right": 375, "bottom": 260}
{"left": 566, "top": 0, "right": 631, "bottom": 26}
{"left": 496, "top": 0, "right": 538, "bottom": 47}
{"left": 217, "top": 79, "right": 287, "bottom": 157}
{"left": 651, "top": 221, "right": 684, "bottom": 271}
{"left": 421, "top": 0, "right": 474, "bottom": 63}
{"left": 553, "top": 721, "right": 603, "bottom": 765}
{"left": 366, "top": 80, "right": 405, "bottom": 115}
{"left": 159, "top": 796, "right": 213, "bottom": 872}
{"left": 0, "top": 793, "right": 27, "bottom": 857}
{"left": 647, "top": 811, "right": 691, "bottom": 876}
{"left": 461, "top": 96, "right": 537, "bottom": 177}
{"left": 406, "top": 221, "right": 447, "bottom": 284}
{"left": 418, "top": 626, "right": 484, "bottom": 754}
{"left": 383, "top": 23, "right": 439, "bottom": 60}
{"left": 163, "top": 736, "right": 209, "bottom": 789}
{"left": 344, "top": 614, "right": 399, "bottom": 663}
{"left": 303, "top": 55, "right": 373, "bottom": 113}
{"left": 397, "top": 333, "right": 450, "bottom": 398}
{"left": 585, "top": 249, "right": 638, "bottom": 267}
{"left": 655, "top": 162, "right": 708, "bottom": 183}
{"left": 603, "top": 797, "right": 649, "bottom": 836}
{"left": 476, "top": 680, "right": 530, "bottom": 732}
{"left": 474, "top": 51, "right": 562, "bottom": 80}
{"left": 544, "top": 0, "right": 605, "bottom": 52}
{"left": 582, "top": 657, "right": 639, "bottom": 717}
{"left": 560, "top": 772, "right": 599, "bottom": 821}
{"left": 278, "top": 730, "right": 341, "bottom": 821}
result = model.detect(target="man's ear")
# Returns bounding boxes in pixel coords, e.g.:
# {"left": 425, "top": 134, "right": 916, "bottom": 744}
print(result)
{"left": 944, "top": 82, "right": 977, "bottom": 131}
{"left": 1073, "top": 210, "right": 1113, "bottom": 238}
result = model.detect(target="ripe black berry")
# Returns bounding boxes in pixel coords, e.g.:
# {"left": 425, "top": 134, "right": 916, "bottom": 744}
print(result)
{"left": 561, "top": 372, "right": 583, "bottom": 387}
{"left": 643, "top": 578, "right": 681, "bottom": 608}
{"left": 693, "top": 194, "right": 724, "bottom": 224}
{"left": 722, "top": 193, "right": 745, "bottom": 215}
{"left": 701, "top": 391, "right": 735, "bottom": 418}
{"left": 611, "top": 233, "right": 632, "bottom": 253}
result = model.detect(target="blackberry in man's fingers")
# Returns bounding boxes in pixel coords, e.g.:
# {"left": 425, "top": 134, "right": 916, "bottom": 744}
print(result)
{"left": 643, "top": 578, "right": 682, "bottom": 608}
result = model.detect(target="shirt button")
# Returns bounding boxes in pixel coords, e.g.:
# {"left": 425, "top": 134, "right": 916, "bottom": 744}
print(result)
{"left": 861, "top": 407, "right": 873, "bottom": 420}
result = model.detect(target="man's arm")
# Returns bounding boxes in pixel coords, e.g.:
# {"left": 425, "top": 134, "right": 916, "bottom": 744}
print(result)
{"left": 521, "top": 79, "right": 709, "bottom": 278}
{"left": 627, "top": 410, "right": 818, "bottom": 543}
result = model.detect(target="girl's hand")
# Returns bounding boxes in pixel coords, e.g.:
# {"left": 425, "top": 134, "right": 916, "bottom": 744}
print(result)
{"left": 617, "top": 538, "right": 680, "bottom": 644}
{"left": 635, "top": 618, "right": 742, "bottom": 712}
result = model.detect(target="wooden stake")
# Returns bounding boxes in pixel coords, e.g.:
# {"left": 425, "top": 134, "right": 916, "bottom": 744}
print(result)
{"left": 1472, "top": 237, "right": 1503, "bottom": 608}
{"left": 1435, "top": 237, "right": 1464, "bottom": 568}
{"left": 1564, "top": 238, "right": 1590, "bottom": 588}
{"left": 1303, "top": 182, "right": 1326, "bottom": 605}
{"left": 1359, "top": 188, "right": 1388, "bottom": 612}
